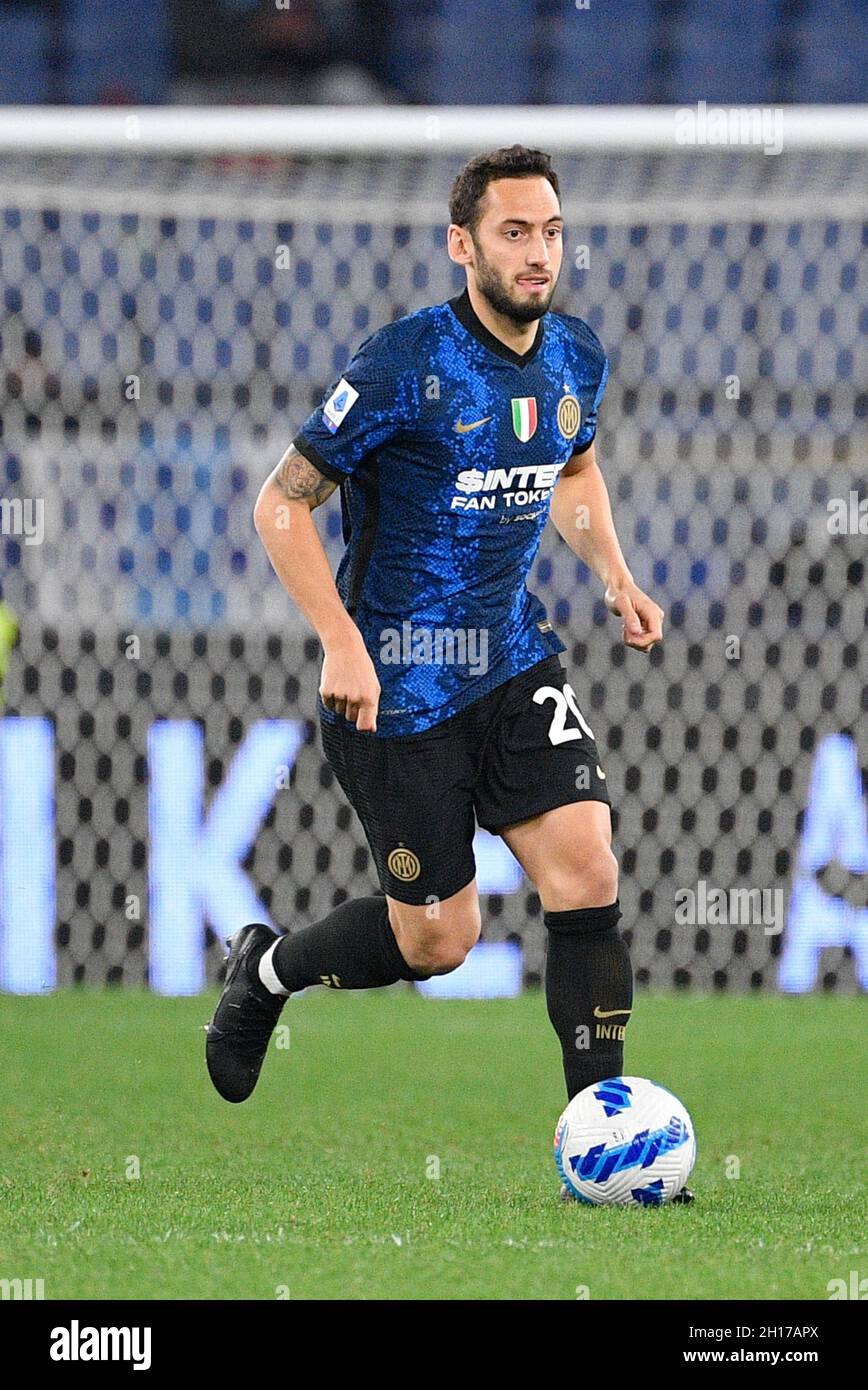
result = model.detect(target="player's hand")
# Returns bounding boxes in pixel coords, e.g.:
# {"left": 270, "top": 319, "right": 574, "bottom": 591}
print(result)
{"left": 320, "top": 631, "right": 381, "bottom": 732}
{"left": 604, "top": 580, "right": 664, "bottom": 653}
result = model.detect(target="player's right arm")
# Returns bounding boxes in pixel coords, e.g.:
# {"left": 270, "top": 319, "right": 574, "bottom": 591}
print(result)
{"left": 260, "top": 324, "right": 422, "bottom": 731}
{"left": 253, "top": 444, "right": 381, "bottom": 732}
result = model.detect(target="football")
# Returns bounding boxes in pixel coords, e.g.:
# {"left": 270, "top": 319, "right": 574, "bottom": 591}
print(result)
{"left": 554, "top": 1076, "right": 696, "bottom": 1206}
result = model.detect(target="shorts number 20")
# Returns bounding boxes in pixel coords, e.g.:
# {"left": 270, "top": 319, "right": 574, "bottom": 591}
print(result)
{"left": 533, "top": 683, "right": 596, "bottom": 745}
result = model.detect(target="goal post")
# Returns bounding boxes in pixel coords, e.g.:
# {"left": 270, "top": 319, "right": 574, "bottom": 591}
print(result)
{"left": 1, "top": 103, "right": 866, "bottom": 153}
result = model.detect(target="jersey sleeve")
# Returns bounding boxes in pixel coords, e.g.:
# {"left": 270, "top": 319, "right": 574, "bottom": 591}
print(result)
{"left": 572, "top": 354, "right": 609, "bottom": 456}
{"left": 292, "top": 329, "right": 420, "bottom": 483}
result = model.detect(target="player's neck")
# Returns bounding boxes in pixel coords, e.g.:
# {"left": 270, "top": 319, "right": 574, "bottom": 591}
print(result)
{"left": 464, "top": 283, "right": 541, "bottom": 357}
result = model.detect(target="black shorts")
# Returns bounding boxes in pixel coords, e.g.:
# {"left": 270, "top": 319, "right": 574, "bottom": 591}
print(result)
{"left": 319, "top": 654, "right": 611, "bottom": 906}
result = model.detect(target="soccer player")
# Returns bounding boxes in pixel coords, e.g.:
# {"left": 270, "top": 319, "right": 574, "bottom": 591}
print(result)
{"left": 206, "top": 145, "right": 681, "bottom": 1192}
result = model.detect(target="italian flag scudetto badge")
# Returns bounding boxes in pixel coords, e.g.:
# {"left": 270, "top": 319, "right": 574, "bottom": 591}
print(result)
{"left": 511, "top": 396, "right": 538, "bottom": 442}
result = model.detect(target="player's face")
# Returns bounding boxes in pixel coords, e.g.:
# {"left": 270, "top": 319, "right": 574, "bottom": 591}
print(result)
{"left": 470, "top": 176, "right": 564, "bottom": 324}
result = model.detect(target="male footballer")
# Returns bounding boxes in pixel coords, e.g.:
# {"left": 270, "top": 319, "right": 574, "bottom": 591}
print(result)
{"left": 206, "top": 145, "right": 679, "bottom": 1193}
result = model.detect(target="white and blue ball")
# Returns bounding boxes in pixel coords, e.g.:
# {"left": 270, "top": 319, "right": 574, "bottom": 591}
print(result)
{"left": 554, "top": 1076, "right": 696, "bottom": 1206}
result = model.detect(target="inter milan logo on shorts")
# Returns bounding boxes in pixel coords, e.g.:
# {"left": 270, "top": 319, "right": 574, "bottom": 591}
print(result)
{"left": 387, "top": 844, "right": 421, "bottom": 881}
{"left": 557, "top": 393, "right": 581, "bottom": 440}
{"left": 511, "top": 397, "right": 538, "bottom": 442}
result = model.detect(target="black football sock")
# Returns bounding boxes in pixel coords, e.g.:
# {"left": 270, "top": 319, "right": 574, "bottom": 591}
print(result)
{"left": 543, "top": 900, "right": 633, "bottom": 1101}
{"left": 258, "top": 895, "right": 430, "bottom": 994}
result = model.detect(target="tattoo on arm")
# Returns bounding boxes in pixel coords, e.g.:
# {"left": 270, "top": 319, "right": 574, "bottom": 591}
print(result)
{"left": 272, "top": 444, "right": 338, "bottom": 509}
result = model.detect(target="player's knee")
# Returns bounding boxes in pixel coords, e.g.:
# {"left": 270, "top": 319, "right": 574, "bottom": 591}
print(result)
{"left": 400, "top": 913, "right": 481, "bottom": 975}
{"left": 547, "top": 839, "right": 619, "bottom": 910}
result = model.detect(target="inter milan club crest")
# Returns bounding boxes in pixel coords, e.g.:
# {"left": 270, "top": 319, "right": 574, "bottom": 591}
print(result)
{"left": 511, "top": 396, "right": 538, "bottom": 442}
{"left": 387, "top": 844, "right": 421, "bottom": 881}
{"left": 557, "top": 393, "right": 582, "bottom": 440}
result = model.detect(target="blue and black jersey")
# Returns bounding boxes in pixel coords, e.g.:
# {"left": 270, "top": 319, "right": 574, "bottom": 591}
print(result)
{"left": 294, "top": 288, "right": 609, "bottom": 737}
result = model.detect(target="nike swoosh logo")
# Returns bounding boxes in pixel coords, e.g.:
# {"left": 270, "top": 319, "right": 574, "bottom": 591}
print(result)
{"left": 593, "top": 1006, "right": 632, "bottom": 1019}
{"left": 454, "top": 416, "right": 492, "bottom": 434}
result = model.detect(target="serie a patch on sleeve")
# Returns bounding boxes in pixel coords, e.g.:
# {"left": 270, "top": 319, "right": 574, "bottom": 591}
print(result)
{"left": 323, "top": 378, "right": 359, "bottom": 434}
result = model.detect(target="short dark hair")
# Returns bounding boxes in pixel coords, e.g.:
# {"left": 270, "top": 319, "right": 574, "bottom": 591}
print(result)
{"left": 449, "top": 145, "right": 560, "bottom": 236}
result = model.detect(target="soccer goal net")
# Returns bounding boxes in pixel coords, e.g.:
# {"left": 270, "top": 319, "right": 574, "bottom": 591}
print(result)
{"left": 1, "top": 107, "right": 866, "bottom": 994}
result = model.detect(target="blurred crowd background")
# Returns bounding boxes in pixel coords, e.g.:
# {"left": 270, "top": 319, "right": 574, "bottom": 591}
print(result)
{"left": 0, "top": 0, "right": 864, "bottom": 109}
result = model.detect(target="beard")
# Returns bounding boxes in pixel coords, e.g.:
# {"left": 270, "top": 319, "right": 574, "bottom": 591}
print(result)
{"left": 473, "top": 242, "right": 557, "bottom": 324}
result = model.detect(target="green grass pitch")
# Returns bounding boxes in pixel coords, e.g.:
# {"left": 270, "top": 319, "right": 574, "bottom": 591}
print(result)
{"left": 0, "top": 988, "right": 864, "bottom": 1300}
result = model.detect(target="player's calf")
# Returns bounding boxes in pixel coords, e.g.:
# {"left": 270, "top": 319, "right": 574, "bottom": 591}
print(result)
{"left": 544, "top": 899, "right": 633, "bottom": 1101}
{"left": 500, "top": 803, "right": 629, "bottom": 1098}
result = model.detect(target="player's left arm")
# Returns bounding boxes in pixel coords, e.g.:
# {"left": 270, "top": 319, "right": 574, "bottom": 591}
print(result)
{"left": 549, "top": 441, "right": 664, "bottom": 652}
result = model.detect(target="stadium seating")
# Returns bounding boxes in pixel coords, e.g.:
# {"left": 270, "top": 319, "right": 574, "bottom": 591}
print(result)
{"left": 0, "top": 5, "right": 50, "bottom": 104}
{"left": 0, "top": 1, "right": 866, "bottom": 107}
{"left": 66, "top": 0, "right": 169, "bottom": 105}
{"left": 537, "top": 0, "right": 658, "bottom": 105}
{"left": 790, "top": 0, "right": 866, "bottom": 104}
{"left": 664, "top": 2, "right": 779, "bottom": 105}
